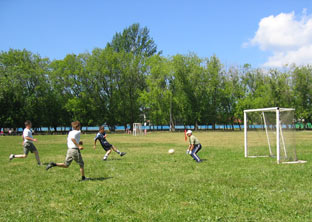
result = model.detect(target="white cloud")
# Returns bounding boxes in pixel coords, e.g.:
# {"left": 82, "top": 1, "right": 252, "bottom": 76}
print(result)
{"left": 246, "top": 9, "right": 312, "bottom": 67}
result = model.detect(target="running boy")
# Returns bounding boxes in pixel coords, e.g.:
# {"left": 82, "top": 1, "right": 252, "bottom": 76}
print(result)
{"left": 94, "top": 126, "right": 126, "bottom": 161}
{"left": 186, "top": 130, "right": 202, "bottom": 163}
{"left": 46, "top": 121, "right": 88, "bottom": 180}
{"left": 9, "top": 120, "right": 41, "bottom": 165}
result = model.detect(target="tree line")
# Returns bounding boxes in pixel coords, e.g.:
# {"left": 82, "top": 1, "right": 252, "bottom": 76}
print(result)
{"left": 1, "top": 24, "right": 312, "bottom": 131}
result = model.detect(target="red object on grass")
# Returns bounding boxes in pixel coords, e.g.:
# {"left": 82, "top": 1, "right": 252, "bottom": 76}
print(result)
{"left": 184, "top": 129, "right": 187, "bottom": 141}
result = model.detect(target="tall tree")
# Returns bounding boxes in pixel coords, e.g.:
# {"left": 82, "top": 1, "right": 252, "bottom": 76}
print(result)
{"left": 292, "top": 66, "right": 312, "bottom": 125}
{"left": 0, "top": 49, "right": 50, "bottom": 129}
{"left": 109, "top": 23, "right": 158, "bottom": 57}
{"left": 139, "top": 55, "right": 171, "bottom": 128}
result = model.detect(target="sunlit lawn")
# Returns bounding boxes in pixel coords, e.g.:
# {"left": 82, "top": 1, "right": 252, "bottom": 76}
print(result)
{"left": 0, "top": 131, "right": 311, "bottom": 221}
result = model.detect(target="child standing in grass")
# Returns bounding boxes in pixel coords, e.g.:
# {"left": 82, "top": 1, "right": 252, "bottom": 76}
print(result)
{"left": 9, "top": 120, "right": 41, "bottom": 166}
{"left": 94, "top": 126, "right": 126, "bottom": 161}
{"left": 186, "top": 130, "right": 202, "bottom": 163}
{"left": 46, "top": 121, "right": 88, "bottom": 181}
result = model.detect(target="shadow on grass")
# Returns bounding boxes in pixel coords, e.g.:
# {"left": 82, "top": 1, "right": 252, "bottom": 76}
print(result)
{"left": 104, "top": 158, "right": 122, "bottom": 161}
{"left": 80, "top": 177, "right": 113, "bottom": 182}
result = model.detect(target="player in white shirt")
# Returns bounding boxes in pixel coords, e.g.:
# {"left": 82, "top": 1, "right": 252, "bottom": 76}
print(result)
{"left": 46, "top": 121, "right": 88, "bottom": 181}
{"left": 9, "top": 120, "right": 41, "bottom": 165}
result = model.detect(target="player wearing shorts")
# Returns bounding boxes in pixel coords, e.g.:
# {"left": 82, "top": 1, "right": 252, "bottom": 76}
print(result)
{"left": 94, "top": 126, "right": 126, "bottom": 161}
{"left": 46, "top": 121, "right": 88, "bottom": 181}
{"left": 186, "top": 130, "right": 202, "bottom": 163}
{"left": 9, "top": 120, "right": 41, "bottom": 166}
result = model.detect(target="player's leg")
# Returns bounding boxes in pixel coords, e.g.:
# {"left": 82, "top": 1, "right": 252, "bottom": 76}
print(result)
{"left": 9, "top": 153, "right": 27, "bottom": 160}
{"left": 190, "top": 152, "right": 201, "bottom": 162}
{"left": 46, "top": 149, "right": 73, "bottom": 170}
{"left": 195, "top": 144, "right": 202, "bottom": 154}
{"left": 103, "top": 149, "right": 112, "bottom": 161}
{"left": 111, "top": 145, "right": 126, "bottom": 156}
{"left": 74, "top": 150, "right": 87, "bottom": 180}
{"left": 46, "top": 162, "right": 69, "bottom": 170}
{"left": 190, "top": 145, "right": 202, "bottom": 162}
{"left": 9, "top": 144, "right": 29, "bottom": 160}
{"left": 29, "top": 143, "right": 41, "bottom": 165}
{"left": 33, "top": 150, "right": 41, "bottom": 165}
{"left": 80, "top": 167, "right": 86, "bottom": 180}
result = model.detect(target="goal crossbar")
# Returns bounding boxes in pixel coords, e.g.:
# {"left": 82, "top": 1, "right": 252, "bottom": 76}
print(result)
{"left": 244, "top": 107, "right": 295, "bottom": 113}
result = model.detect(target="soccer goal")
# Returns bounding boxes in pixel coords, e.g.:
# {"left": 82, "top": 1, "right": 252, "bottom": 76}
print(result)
{"left": 133, "top": 123, "right": 143, "bottom": 136}
{"left": 244, "top": 107, "right": 306, "bottom": 164}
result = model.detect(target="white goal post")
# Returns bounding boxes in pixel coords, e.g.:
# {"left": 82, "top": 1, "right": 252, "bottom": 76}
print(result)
{"left": 133, "top": 123, "right": 143, "bottom": 136}
{"left": 244, "top": 107, "right": 306, "bottom": 164}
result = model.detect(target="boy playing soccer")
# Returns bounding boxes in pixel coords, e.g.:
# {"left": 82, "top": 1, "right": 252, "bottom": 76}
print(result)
{"left": 46, "top": 121, "right": 88, "bottom": 181}
{"left": 9, "top": 120, "right": 41, "bottom": 165}
{"left": 186, "top": 130, "right": 202, "bottom": 163}
{"left": 94, "top": 126, "right": 126, "bottom": 161}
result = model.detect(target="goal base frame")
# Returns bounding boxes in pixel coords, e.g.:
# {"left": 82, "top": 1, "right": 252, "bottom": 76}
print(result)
{"left": 282, "top": 160, "right": 307, "bottom": 164}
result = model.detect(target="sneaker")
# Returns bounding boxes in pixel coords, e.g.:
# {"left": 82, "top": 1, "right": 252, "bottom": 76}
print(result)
{"left": 46, "top": 162, "right": 56, "bottom": 170}
{"left": 120, "top": 152, "right": 126, "bottom": 157}
{"left": 9, "top": 154, "right": 14, "bottom": 161}
{"left": 103, "top": 158, "right": 107, "bottom": 161}
{"left": 81, "top": 177, "right": 91, "bottom": 181}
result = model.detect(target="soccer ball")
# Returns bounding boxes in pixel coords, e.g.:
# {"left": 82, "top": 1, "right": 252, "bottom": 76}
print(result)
{"left": 168, "top": 149, "right": 175, "bottom": 154}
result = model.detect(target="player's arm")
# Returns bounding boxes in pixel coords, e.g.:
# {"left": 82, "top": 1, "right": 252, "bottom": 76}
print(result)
{"left": 94, "top": 140, "right": 97, "bottom": 149}
{"left": 93, "top": 136, "right": 99, "bottom": 149}
{"left": 186, "top": 144, "right": 192, "bottom": 154}
{"left": 72, "top": 138, "right": 83, "bottom": 150}
{"left": 25, "top": 136, "right": 37, "bottom": 142}
{"left": 189, "top": 144, "right": 194, "bottom": 151}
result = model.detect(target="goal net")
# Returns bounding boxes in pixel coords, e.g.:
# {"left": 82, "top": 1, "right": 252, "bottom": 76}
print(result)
{"left": 133, "top": 123, "right": 143, "bottom": 136}
{"left": 244, "top": 107, "right": 304, "bottom": 164}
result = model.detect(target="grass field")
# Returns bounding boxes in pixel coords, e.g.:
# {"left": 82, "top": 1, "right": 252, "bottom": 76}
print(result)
{"left": 1, "top": 131, "right": 312, "bottom": 222}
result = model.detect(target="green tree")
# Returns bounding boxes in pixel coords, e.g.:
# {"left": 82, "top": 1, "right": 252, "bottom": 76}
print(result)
{"left": 49, "top": 53, "right": 93, "bottom": 128}
{"left": 0, "top": 49, "right": 50, "bottom": 130}
{"left": 109, "top": 23, "right": 158, "bottom": 57}
{"left": 204, "top": 55, "right": 223, "bottom": 130}
{"left": 139, "top": 55, "right": 171, "bottom": 128}
{"left": 292, "top": 65, "right": 312, "bottom": 125}
{"left": 170, "top": 53, "right": 206, "bottom": 129}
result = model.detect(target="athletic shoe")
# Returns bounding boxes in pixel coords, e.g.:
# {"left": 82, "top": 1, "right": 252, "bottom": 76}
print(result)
{"left": 46, "top": 162, "right": 56, "bottom": 170}
{"left": 9, "top": 154, "right": 14, "bottom": 161}
{"left": 81, "top": 177, "right": 91, "bottom": 181}
{"left": 103, "top": 158, "right": 107, "bottom": 161}
{"left": 120, "top": 152, "right": 126, "bottom": 157}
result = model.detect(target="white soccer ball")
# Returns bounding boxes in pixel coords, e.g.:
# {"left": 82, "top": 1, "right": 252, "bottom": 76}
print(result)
{"left": 168, "top": 149, "right": 175, "bottom": 154}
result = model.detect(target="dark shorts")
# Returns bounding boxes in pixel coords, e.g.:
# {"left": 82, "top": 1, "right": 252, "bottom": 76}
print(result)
{"left": 101, "top": 142, "right": 113, "bottom": 151}
{"left": 23, "top": 142, "right": 37, "bottom": 155}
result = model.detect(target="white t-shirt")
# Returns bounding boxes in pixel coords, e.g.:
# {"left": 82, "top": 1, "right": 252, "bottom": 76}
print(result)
{"left": 23, "top": 128, "right": 33, "bottom": 143}
{"left": 67, "top": 130, "right": 81, "bottom": 149}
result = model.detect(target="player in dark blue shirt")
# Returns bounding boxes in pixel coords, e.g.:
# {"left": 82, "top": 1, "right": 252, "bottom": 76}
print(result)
{"left": 94, "top": 126, "right": 126, "bottom": 161}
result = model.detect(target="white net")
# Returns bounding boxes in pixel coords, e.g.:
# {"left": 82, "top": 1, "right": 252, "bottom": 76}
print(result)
{"left": 245, "top": 108, "right": 297, "bottom": 163}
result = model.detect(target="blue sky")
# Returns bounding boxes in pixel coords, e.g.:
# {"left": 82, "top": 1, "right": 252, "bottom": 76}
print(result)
{"left": 1, "top": 0, "right": 312, "bottom": 67}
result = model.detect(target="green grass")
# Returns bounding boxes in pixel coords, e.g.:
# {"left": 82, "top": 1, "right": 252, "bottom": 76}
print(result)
{"left": 1, "top": 131, "right": 312, "bottom": 221}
